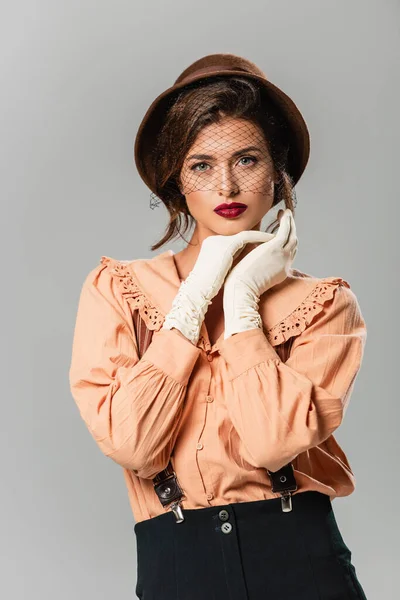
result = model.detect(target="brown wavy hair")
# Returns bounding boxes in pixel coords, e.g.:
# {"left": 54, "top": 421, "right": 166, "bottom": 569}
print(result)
{"left": 149, "top": 76, "right": 297, "bottom": 252}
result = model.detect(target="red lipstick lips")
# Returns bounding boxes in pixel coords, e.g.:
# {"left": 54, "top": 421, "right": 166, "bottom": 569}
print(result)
{"left": 214, "top": 202, "right": 248, "bottom": 219}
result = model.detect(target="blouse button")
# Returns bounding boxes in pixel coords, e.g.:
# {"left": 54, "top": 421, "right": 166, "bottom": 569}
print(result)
{"left": 196, "top": 442, "right": 203, "bottom": 450}
{"left": 206, "top": 493, "right": 213, "bottom": 500}
{"left": 206, "top": 395, "right": 213, "bottom": 403}
{"left": 207, "top": 354, "right": 213, "bottom": 362}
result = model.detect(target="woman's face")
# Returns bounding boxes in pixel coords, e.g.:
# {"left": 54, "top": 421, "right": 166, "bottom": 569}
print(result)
{"left": 179, "top": 116, "right": 277, "bottom": 239}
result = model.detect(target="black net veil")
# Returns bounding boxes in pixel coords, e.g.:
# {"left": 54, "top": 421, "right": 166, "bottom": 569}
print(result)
{"left": 147, "top": 76, "right": 298, "bottom": 223}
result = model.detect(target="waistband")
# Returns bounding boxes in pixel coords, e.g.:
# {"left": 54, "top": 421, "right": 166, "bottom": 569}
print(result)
{"left": 134, "top": 490, "right": 332, "bottom": 534}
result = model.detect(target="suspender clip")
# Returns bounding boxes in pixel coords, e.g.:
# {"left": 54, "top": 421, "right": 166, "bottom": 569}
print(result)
{"left": 267, "top": 463, "right": 298, "bottom": 513}
{"left": 280, "top": 492, "right": 293, "bottom": 513}
{"left": 170, "top": 500, "right": 185, "bottom": 523}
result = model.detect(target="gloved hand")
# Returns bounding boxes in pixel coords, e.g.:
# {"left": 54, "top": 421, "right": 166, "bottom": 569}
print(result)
{"left": 222, "top": 209, "right": 298, "bottom": 339}
{"left": 162, "top": 230, "right": 274, "bottom": 345}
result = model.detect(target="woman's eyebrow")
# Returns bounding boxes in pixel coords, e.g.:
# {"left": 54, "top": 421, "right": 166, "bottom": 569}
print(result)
{"left": 186, "top": 145, "right": 262, "bottom": 161}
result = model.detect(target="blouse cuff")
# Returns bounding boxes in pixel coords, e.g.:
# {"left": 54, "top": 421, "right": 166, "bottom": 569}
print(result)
{"left": 140, "top": 327, "right": 201, "bottom": 386}
{"left": 218, "top": 328, "right": 281, "bottom": 380}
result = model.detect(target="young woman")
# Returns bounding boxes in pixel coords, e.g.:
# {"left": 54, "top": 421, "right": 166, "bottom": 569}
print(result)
{"left": 69, "top": 53, "right": 368, "bottom": 599}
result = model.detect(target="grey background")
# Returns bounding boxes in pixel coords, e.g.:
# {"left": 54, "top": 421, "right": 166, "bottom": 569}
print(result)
{"left": 1, "top": 0, "right": 398, "bottom": 598}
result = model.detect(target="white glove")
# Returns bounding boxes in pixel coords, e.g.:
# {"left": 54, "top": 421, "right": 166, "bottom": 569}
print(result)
{"left": 162, "top": 230, "right": 274, "bottom": 345}
{"left": 223, "top": 209, "right": 298, "bottom": 339}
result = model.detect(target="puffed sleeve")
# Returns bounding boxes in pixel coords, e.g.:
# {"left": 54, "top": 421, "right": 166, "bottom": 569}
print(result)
{"left": 68, "top": 261, "right": 201, "bottom": 478}
{"left": 218, "top": 281, "right": 367, "bottom": 473}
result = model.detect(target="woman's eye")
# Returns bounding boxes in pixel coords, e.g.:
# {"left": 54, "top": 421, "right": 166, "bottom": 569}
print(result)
{"left": 191, "top": 162, "right": 209, "bottom": 172}
{"left": 239, "top": 156, "right": 257, "bottom": 166}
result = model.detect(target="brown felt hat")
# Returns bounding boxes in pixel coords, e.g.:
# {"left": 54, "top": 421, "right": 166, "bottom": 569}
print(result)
{"left": 134, "top": 53, "right": 310, "bottom": 199}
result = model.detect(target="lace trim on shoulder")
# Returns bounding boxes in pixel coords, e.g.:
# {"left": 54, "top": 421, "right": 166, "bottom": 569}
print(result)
{"left": 100, "top": 256, "right": 164, "bottom": 331}
{"left": 266, "top": 276, "right": 350, "bottom": 346}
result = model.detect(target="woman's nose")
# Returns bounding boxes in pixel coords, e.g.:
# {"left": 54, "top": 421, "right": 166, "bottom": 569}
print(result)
{"left": 217, "top": 165, "right": 239, "bottom": 195}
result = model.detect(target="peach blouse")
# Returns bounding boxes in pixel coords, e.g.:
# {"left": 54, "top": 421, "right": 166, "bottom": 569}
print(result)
{"left": 68, "top": 250, "right": 367, "bottom": 524}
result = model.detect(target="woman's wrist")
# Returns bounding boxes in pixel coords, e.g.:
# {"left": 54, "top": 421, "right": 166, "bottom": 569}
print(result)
{"left": 162, "top": 315, "right": 201, "bottom": 346}
{"left": 170, "top": 327, "right": 199, "bottom": 345}
{"left": 162, "top": 279, "right": 210, "bottom": 345}
{"left": 162, "top": 301, "right": 202, "bottom": 345}
{"left": 223, "top": 279, "right": 263, "bottom": 339}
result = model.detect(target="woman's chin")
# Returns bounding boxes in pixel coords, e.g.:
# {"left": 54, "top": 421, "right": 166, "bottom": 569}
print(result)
{"left": 211, "top": 217, "right": 260, "bottom": 234}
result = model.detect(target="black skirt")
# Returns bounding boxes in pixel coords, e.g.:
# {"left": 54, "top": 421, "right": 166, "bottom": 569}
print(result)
{"left": 133, "top": 490, "right": 367, "bottom": 599}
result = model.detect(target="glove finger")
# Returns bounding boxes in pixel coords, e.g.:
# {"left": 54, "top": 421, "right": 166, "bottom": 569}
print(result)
{"left": 233, "top": 230, "right": 275, "bottom": 247}
{"left": 288, "top": 212, "right": 297, "bottom": 245}
{"left": 286, "top": 226, "right": 298, "bottom": 254}
{"left": 276, "top": 209, "right": 292, "bottom": 247}
{"left": 281, "top": 211, "right": 298, "bottom": 250}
